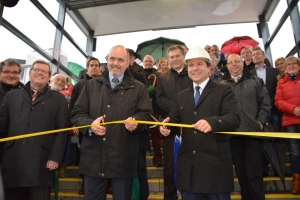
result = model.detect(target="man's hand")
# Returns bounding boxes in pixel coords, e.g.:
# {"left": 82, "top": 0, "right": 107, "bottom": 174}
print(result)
{"left": 46, "top": 160, "right": 59, "bottom": 171}
{"left": 160, "top": 117, "right": 170, "bottom": 137}
{"left": 258, "top": 121, "right": 263, "bottom": 130}
{"left": 91, "top": 116, "right": 106, "bottom": 136}
{"left": 293, "top": 107, "right": 300, "bottom": 116}
{"left": 72, "top": 127, "right": 79, "bottom": 136}
{"left": 194, "top": 119, "right": 212, "bottom": 133}
{"left": 124, "top": 117, "right": 138, "bottom": 132}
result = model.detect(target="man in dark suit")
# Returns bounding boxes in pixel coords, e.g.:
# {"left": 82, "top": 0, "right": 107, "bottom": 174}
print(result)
{"left": 0, "top": 60, "right": 68, "bottom": 200}
{"left": 250, "top": 46, "right": 281, "bottom": 176}
{"left": 156, "top": 45, "right": 192, "bottom": 200}
{"left": 160, "top": 46, "right": 240, "bottom": 200}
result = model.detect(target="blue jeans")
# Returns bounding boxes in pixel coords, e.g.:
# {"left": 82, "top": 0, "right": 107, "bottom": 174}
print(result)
{"left": 286, "top": 125, "right": 300, "bottom": 174}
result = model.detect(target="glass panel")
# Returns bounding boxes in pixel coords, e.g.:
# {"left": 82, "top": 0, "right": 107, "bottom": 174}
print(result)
{"left": 38, "top": 0, "right": 59, "bottom": 20}
{"left": 270, "top": 17, "right": 295, "bottom": 62}
{"left": 64, "top": 13, "right": 87, "bottom": 52}
{"left": 298, "top": 1, "right": 300, "bottom": 16}
{"left": 61, "top": 36, "right": 87, "bottom": 72}
{"left": 268, "top": 0, "right": 287, "bottom": 36}
{"left": 3, "top": 0, "right": 56, "bottom": 50}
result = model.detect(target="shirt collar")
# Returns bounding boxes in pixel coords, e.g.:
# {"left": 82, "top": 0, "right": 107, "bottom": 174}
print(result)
{"left": 255, "top": 64, "right": 266, "bottom": 70}
{"left": 109, "top": 72, "right": 124, "bottom": 84}
{"left": 193, "top": 77, "right": 209, "bottom": 90}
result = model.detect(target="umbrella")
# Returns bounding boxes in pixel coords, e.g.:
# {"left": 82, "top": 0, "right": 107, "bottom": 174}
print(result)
{"left": 147, "top": 74, "right": 157, "bottom": 91}
{"left": 220, "top": 36, "right": 259, "bottom": 54}
{"left": 174, "top": 134, "right": 182, "bottom": 196}
{"left": 131, "top": 177, "right": 140, "bottom": 200}
{"left": 262, "top": 122, "right": 288, "bottom": 191}
{"left": 136, "top": 37, "right": 186, "bottom": 62}
{"left": 54, "top": 169, "right": 59, "bottom": 200}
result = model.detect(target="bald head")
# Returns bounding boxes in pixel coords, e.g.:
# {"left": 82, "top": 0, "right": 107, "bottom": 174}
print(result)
{"left": 227, "top": 54, "right": 243, "bottom": 76}
{"left": 107, "top": 45, "right": 130, "bottom": 77}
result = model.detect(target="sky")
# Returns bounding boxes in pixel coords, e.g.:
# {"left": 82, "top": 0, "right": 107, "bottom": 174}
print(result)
{"left": 0, "top": 0, "right": 297, "bottom": 67}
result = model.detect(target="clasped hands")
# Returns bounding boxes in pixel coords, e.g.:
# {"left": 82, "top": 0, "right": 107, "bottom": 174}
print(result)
{"left": 159, "top": 117, "right": 212, "bottom": 136}
{"left": 90, "top": 115, "right": 138, "bottom": 136}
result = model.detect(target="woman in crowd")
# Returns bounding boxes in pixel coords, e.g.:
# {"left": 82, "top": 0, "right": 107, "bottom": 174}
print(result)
{"left": 240, "top": 47, "right": 255, "bottom": 71}
{"left": 275, "top": 57, "right": 286, "bottom": 75}
{"left": 275, "top": 56, "right": 300, "bottom": 194}
{"left": 156, "top": 57, "right": 170, "bottom": 74}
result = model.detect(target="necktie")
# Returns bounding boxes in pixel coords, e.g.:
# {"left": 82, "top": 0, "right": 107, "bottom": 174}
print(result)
{"left": 32, "top": 90, "right": 38, "bottom": 102}
{"left": 112, "top": 78, "right": 119, "bottom": 88}
{"left": 194, "top": 86, "right": 200, "bottom": 106}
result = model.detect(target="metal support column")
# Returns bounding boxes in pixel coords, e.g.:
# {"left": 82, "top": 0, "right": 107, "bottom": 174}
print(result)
{"left": 51, "top": 1, "right": 66, "bottom": 74}
{"left": 0, "top": 4, "right": 4, "bottom": 26}
{"left": 86, "top": 30, "right": 94, "bottom": 56}
{"left": 258, "top": 14, "right": 273, "bottom": 65}
{"left": 287, "top": 0, "right": 300, "bottom": 56}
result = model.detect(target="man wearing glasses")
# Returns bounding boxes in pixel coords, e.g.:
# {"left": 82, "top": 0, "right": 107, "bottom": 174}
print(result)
{"left": 0, "top": 58, "right": 23, "bottom": 105}
{"left": 0, "top": 60, "right": 68, "bottom": 200}
{"left": 222, "top": 54, "right": 271, "bottom": 200}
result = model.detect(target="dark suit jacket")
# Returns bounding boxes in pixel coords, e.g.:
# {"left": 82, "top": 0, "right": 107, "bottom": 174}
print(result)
{"left": 168, "top": 80, "right": 240, "bottom": 193}
{"left": 250, "top": 67, "right": 280, "bottom": 116}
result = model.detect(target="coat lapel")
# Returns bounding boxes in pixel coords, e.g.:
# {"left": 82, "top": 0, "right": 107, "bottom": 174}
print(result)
{"left": 186, "top": 86, "right": 195, "bottom": 108}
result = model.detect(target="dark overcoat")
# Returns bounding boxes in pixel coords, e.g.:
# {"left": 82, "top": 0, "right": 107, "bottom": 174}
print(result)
{"left": 71, "top": 69, "right": 153, "bottom": 178}
{"left": 0, "top": 82, "right": 68, "bottom": 188}
{"left": 168, "top": 80, "right": 240, "bottom": 193}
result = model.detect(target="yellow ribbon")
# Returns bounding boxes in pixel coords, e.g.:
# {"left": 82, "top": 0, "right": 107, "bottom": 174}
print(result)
{"left": 0, "top": 120, "right": 299, "bottom": 143}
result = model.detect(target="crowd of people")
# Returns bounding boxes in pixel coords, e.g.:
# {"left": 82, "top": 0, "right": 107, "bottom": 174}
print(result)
{"left": 0, "top": 43, "right": 299, "bottom": 200}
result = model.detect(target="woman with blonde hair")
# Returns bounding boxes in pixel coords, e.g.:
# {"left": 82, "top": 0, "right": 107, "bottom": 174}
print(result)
{"left": 275, "top": 56, "right": 300, "bottom": 194}
{"left": 156, "top": 57, "right": 170, "bottom": 74}
{"left": 240, "top": 47, "right": 255, "bottom": 71}
{"left": 275, "top": 57, "right": 286, "bottom": 74}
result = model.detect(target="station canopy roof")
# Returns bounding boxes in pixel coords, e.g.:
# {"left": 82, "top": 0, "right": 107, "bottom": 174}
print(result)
{"left": 63, "top": 0, "right": 278, "bottom": 36}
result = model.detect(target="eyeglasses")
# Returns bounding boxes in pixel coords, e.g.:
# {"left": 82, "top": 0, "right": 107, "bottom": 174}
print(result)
{"left": 31, "top": 68, "right": 49, "bottom": 75}
{"left": 227, "top": 59, "right": 242, "bottom": 66}
{"left": 286, "top": 62, "right": 298, "bottom": 67}
{"left": 1, "top": 70, "right": 20, "bottom": 75}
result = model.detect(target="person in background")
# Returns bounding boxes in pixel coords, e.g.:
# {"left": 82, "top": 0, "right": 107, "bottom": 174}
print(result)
{"left": 78, "top": 56, "right": 93, "bottom": 80}
{"left": 49, "top": 74, "right": 66, "bottom": 91}
{"left": 211, "top": 45, "right": 227, "bottom": 73}
{"left": 0, "top": 60, "right": 68, "bottom": 200}
{"left": 143, "top": 55, "right": 162, "bottom": 168}
{"left": 181, "top": 45, "right": 188, "bottom": 56}
{"left": 204, "top": 45, "right": 212, "bottom": 54}
{"left": 208, "top": 53, "right": 223, "bottom": 82}
{"left": 100, "top": 65, "right": 107, "bottom": 74}
{"left": 275, "top": 57, "right": 286, "bottom": 75}
{"left": 71, "top": 45, "right": 152, "bottom": 200}
{"left": 240, "top": 47, "right": 255, "bottom": 71}
{"left": 222, "top": 54, "right": 271, "bottom": 200}
{"left": 160, "top": 46, "right": 240, "bottom": 200}
{"left": 156, "top": 45, "right": 192, "bottom": 200}
{"left": 275, "top": 56, "right": 300, "bottom": 194}
{"left": 224, "top": 52, "right": 231, "bottom": 61}
{"left": 156, "top": 57, "right": 170, "bottom": 74}
{"left": 0, "top": 58, "right": 24, "bottom": 162}
{"left": 69, "top": 57, "right": 101, "bottom": 195}
{"left": 127, "top": 48, "right": 144, "bottom": 73}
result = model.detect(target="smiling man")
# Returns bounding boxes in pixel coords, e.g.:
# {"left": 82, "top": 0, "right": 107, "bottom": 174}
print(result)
{"left": 160, "top": 46, "right": 240, "bottom": 200}
{"left": 71, "top": 45, "right": 152, "bottom": 200}
{"left": 0, "top": 60, "right": 68, "bottom": 200}
{"left": 0, "top": 58, "right": 23, "bottom": 105}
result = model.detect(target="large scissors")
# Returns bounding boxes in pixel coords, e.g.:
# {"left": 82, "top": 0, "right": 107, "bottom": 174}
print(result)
{"left": 150, "top": 114, "right": 167, "bottom": 129}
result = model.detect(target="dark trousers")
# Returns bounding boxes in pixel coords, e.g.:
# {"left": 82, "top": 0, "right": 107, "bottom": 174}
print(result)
{"left": 230, "top": 137, "right": 265, "bottom": 200}
{"left": 137, "top": 150, "right": 149, "bottom": 200}
{"left": 163, "top": 136, "right": 178, "bottom": 200}
{"left": 182, "top": 168, "right": 230, "bottom": 200}
{"left": 150, "top": 112, "right": 162, "bottom": 162}
{"left": 5, "top": 187, "right": 50, "bottom": 200}
{"left": 84, "top": 175, "right": 133, "bottom": 200}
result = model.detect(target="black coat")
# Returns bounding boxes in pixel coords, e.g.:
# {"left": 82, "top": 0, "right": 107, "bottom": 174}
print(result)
{"left": 169, "top": 80, "right": 240, "bottom": 193}
{"left": 0, "top": 81, "right": 23, "bottom": 105}
{"left": 250, "top": 67, "right": 281, "bottom": 116}
{"left": 156, "top": 67, "right": 192, "bottom": 120}
{"left": 0, "top": 82, "right": 68, "bottom": 188}
{"left": 71, "top": 69, "right": 152, "bottom": 178}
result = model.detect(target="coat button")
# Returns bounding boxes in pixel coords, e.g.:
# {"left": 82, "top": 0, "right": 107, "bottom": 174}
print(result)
{"left": 193, "top": 151, "right": 196, "bottom": 154}
{"left": 103, "top": 138, "right": 106, "bottom": 141}
{"left": 194, "top": 131, "right": 197, "bottom": 134}
{"left": 194, "top": 111, "right": 197, "bottom": 115}
{"left": 30, "top": 107, "right": 34, "bottom": 110}
{"left": 107, "top": 105, "right": 110, "bottom": 108}
{"left": 102, "top": 173, "right": 105, "bottom": 176}
{"left": 218, "top": 120, "right": 222, "bottom": 123}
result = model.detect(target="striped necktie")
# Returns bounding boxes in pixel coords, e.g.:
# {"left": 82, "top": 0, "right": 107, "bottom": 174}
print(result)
{"left": 112, "top": 78, "right": 119, "bottom": 88}
{"left": 32, "top": 89, "right": 38, "bottom": 102}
